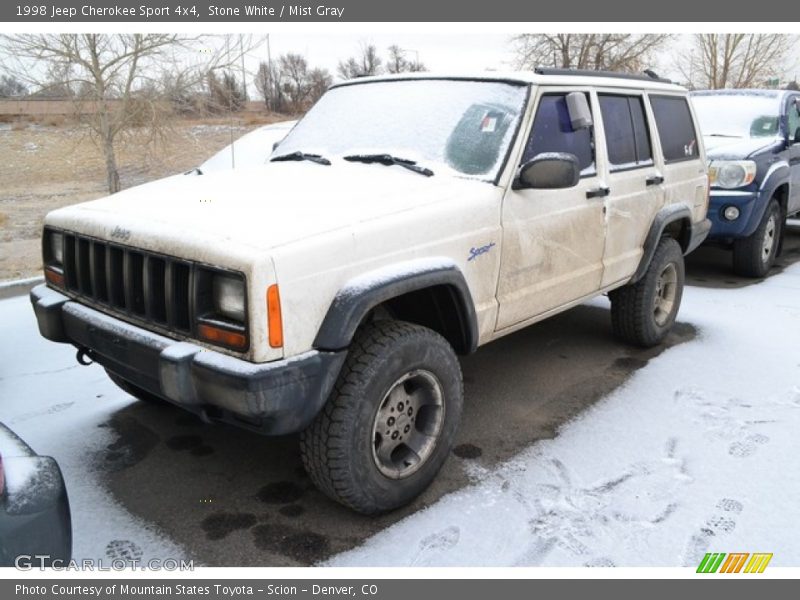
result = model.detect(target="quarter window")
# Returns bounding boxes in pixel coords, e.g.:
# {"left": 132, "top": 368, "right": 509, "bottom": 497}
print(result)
{"left": 649, "top": 95, "right": 699, "bottom": 163}
{"left": 599, "top": 94, "right": 653, "bottom": 170}
{"left": 523, "top": 93, "right": 595, "bottom": 175}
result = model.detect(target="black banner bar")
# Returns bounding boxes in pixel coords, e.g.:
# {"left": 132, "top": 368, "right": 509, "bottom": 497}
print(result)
{"left": 0, "top": 0, "right": 795, "bottom": 22}
{"left": 4, "top": 579, "right": 799, "bottom": 600}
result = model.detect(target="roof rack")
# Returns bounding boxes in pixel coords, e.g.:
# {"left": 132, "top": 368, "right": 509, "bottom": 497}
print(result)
{"left": 534, "top": 67, "right": 673, "bottom": 85}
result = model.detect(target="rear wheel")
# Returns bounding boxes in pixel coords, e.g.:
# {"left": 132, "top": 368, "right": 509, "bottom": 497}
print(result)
{"left": 300, "top": 320, "right": 463, "bottom": 514}
{"left": 609, "top": 237, "right": 685, "bottom": 348}
{"left": 105, "top": 370, "right": 167, "bottom": 404}
{"left": 732, "top": 199, "right": 782, "bottom": 278}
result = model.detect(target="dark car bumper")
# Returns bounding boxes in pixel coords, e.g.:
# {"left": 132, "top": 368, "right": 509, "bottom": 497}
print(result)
{"left": 0, "top": 424, "right": 71, "bottom": 567}
{"left": 706, "top": 190, "right": 761, "bottom": 240}
{"left": 30, "top": 285, "right": 347, "bottom": 436}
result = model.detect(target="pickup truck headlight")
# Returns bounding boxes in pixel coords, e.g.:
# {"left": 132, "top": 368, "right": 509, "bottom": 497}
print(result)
{"left": 195, "top": 268, "right": 249, "bottom": 351}
{"left": 212, "top": 274, "right": 246, "bottom": 322}
{"left": 709, "top": 160, "right": 756, "bottom": 189}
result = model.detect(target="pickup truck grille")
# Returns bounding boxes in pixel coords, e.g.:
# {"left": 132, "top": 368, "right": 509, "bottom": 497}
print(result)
{"left": 61, "top": 232, "right": 192, "bottom": 333}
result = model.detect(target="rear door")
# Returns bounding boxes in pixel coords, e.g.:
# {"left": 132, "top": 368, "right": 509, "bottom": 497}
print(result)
{"left": 647, "top": 93, "right": 709, "bottom": 232}
{"left": 596, "top": 91, "right": 665, "bottom": 287}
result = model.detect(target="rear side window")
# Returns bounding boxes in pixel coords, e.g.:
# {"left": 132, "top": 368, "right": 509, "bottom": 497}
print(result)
{"left": 649, "top": 95, "right": 699, "bottom": 163}
{"left": 523, "top": 93, "right": 595, "bottom": 175}
{"left": 599, "top": 94, "right": 653, "bottom": 170}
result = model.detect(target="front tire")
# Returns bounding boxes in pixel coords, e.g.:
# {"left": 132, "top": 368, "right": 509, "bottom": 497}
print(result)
{"left": 732, "top": 199, "right": 782, "bottom": 278}
{"left": 300, "top": 320, "right": 463, "bottom": 514}
{"left": 609, "top": 237, "right": 685, "bottom": 348}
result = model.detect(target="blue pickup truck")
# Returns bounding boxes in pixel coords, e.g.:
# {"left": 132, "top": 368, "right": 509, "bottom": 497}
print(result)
{"left": 691, "top": 89, "right": 800, "bottom": 277}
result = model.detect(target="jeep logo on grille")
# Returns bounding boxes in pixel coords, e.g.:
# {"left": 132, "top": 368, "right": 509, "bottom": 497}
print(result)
{"left": 110, "top": 226, "right": 131, "bottom": 241}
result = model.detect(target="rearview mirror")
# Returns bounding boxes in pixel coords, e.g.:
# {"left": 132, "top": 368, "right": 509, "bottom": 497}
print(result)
{"left": 566, "top": 92, "right": 593, "bottom": 130}
{"left": 513, "top": 153, "right": 581, "bottom": 190}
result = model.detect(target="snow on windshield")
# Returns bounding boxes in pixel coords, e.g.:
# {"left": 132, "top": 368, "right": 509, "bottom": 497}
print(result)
{"left": 275, "top": 79, "right": 528, "bottom": 180}
{"left": 692, "top": 94, "right": 782, "bottom": 139}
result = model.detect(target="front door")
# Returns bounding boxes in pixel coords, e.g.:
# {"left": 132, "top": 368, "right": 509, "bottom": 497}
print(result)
{"left": 496, "top": 90, "right": 607, "bottom": 330}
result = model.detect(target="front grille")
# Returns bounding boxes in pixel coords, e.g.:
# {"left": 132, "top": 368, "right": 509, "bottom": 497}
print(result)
{"left": 61, "top": 232, "right": 193, "bottom": 334}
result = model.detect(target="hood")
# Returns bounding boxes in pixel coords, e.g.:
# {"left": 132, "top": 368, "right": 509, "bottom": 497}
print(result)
{"left": 703, "top": 135, "right": 782, "bottom": 160}
{"left": 47, "top": 161, "right": 492, "bottom": 253}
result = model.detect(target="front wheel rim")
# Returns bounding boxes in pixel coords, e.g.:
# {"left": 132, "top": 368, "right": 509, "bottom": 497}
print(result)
{"left": 653, "top": 263, "right": 678, "bottom": 327}
{"left": 761, "top": 213, "right": 777, "bottom": 264}
{"left": 371, "top": 369, "right": 445, "bottom": 480}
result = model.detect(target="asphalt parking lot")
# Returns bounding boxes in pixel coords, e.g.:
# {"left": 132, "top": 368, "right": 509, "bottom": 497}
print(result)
{"left": 5, "top": 223, "right": 800, "bottom": 567}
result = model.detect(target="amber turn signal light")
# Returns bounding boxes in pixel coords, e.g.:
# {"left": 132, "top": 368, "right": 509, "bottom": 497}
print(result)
{"left": 45, "top": 267, "right": 64, "bottom": 287}
{"left": 267, "top": 284, "right": 283, "bottom": 348}
{"left": 197, "top": 323, "right": 247, "bottom": 350}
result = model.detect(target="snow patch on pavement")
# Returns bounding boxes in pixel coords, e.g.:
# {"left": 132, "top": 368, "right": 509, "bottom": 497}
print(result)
{"left": 0, "top": 295, "right": 187, "bottom": 563}
{"left": 328, "top": 263, "right": 800, "bottom": 567}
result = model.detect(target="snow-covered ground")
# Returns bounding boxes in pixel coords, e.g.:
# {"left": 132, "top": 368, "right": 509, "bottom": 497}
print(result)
{"left": 329, "top": 264, "right": 800, "bottom": 567}
{"left": 0, "top": 294, "right": 187, "bottom": 564}
{"left": 1, "top": 263, "right": 798, "bottom": 567}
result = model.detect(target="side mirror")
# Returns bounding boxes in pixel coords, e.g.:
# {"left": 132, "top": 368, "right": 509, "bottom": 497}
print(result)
{"left": 513, "top": 153, "right": 581, "bottom": 190}
{"left": 566, "top": 92, "right": 593, "bottom": 130}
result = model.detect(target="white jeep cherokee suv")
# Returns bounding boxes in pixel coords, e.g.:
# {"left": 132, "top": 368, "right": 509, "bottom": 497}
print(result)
{"left": 31, "top": 70, "right": 710, "bottom": 513}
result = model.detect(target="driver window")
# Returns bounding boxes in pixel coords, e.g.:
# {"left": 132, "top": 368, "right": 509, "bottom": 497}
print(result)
{"left": 522, "top": 93, "right": 595, "bottom": 176}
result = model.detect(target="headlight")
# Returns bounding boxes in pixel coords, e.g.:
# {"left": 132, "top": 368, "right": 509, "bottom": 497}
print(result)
{"left": 49, "top": 231, "right": 64, "bottom": 264}
{"left": 709, "top": 160, "right": 756, "bottom": 189}
{"left": 212, "top": 274, "right": 246, "bottom": 322}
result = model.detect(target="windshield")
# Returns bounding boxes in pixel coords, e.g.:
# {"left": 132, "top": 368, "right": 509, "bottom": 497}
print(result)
{"left": 274, "top": 79, "right": 528, "bottom": 180}
{"left": 692, "top": 94, "right": 782, "bottom": 139}
{"left": 199, "top": 123, "right": 295, "bottom": 173}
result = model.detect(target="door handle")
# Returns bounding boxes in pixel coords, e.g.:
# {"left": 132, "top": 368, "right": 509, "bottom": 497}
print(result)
{"left": 646, "top": 175, "right": 665, "bottom": 186}
{"left": 586, "top": 186, "right": 610, "bottom": 199}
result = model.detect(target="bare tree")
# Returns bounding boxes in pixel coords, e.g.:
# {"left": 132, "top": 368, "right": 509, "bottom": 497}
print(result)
{"left": 0, "top": 34, "right": 252, "bottom": 193}
{"left": 0, "top": 73, "right": 27, "bottom": 97}
{"left": 386, "top": 45, "right": 427, "bottom": 74}
{"left": 512, "top": 34, "right": 670, "bottom": 73}
{"left": 307, "top": 68, "right": 333, "bottom": 105}
{"left": 255, "top": 60, "right": 286, "bottom": 112}
{"left": 678, "top": 34, "right": 797, "bottom": 89}
{"left": 206, "top": 70, "right": 246, "bottom": 113}
{"left": 337, "top": 43, "right": 383, "bottom": 79}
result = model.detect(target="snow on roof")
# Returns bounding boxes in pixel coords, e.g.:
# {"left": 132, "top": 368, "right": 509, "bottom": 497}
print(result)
{"left": 331, "top": 71, "right": 686, "bottom": 93}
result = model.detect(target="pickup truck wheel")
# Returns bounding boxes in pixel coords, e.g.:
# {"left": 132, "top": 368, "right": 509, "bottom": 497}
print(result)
{"left": 105, "top": 370, "right": 167, "bottom": 404}
{"left": 300, "top": 320, "right": 463, "bottom": 514}
{"left": 609, "top": 237, "right": 685, "bottom": 348}
{"left": 732, "top": 199, "right": 782, "bottom": 278}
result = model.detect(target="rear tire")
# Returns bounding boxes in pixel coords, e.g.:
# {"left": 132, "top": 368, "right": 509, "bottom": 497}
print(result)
{"left": 106, "top": 370, "right": 167, "bottom": 404}
{"left": 300, "top": 320, "right": 463, "bottom": 514}
{"left": 609, "top": 237, "right": 685, "bottom": 348}
{"left": 732, "top": 199, "right": 782, "bottom": 278}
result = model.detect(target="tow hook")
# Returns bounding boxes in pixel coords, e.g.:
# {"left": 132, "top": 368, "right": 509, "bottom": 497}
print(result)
{"left": 76, "top": 348, "right": 94, "bottom": 366}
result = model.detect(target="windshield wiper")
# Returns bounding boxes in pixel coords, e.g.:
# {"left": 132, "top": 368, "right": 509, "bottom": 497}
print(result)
{"left": 343, "top": 153, "right": 434, "bottom": 177}
{"left": 707, "top": 133, "right": 742, "bottom": 138}
{"left": 270, "top": 151, "right": 331, "bottom": 165}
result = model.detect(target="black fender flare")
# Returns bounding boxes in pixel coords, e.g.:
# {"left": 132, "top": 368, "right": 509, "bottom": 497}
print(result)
{"left": 632, "top": 205, "right": 695, "bottom": 283}
{"left": 313, "top": 258, "right": 479, "bottom": 354}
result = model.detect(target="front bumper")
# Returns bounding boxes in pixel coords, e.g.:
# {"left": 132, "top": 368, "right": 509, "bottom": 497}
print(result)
{"left": 706, "top": 189, "right": 761, "bottom": 240}
{"left": 30, "top": 285, "right": 346, "bottom": 436}
{"left": 0, "top": 424, "right": 71, "bottom": 567}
